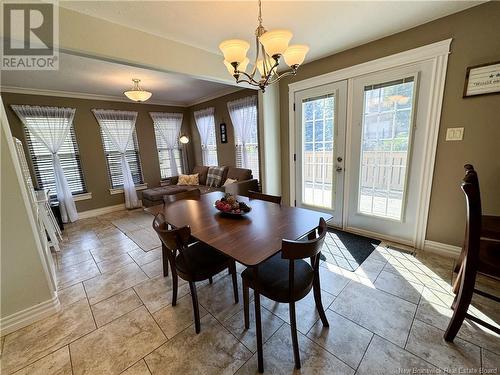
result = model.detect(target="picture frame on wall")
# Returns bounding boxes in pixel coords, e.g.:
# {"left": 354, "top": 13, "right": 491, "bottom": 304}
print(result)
{"left": 463, "top": 61, "right": 500, "bottom": 98}
{"left": 220, "top": 123, "right": 228, "bottom": 143}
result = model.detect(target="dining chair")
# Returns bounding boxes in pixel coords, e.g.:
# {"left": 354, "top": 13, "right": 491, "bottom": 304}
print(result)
{"left": 444, "top": 167, "right": 500, "bottom": 342}
{"left": 242, "top": 217, "right": 329, "bottom": 371}
{"left": 248, "top": 190, "right": 282, "bottom": 204}
{"left": 152, "top": 213, "right": 239, "bottom": 333}
{"left": 160, "top": 188, "right": 201, "bottom": 277}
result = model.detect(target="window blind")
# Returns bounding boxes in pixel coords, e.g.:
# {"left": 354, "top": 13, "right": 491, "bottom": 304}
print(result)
{"left": 153, "top": 125, "right": 184, "bottom": 179}
{"left": 99, "top": 128, "right": 144, "bottom": 188}
{"left": 23, "top": 119, "right": 86, "bottom": 196}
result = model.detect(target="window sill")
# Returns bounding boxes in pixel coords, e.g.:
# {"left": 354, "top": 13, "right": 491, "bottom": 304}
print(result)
{"left": 74, "top": 192, "right": 92, "bottom": 201}
{"left": 109, "top": 183, "right": 148, "bottom": 195}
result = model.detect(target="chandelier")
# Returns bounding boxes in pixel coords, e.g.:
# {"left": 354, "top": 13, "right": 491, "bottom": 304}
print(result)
{"left": 219, "top": 0, "right": 309, "bottom": 92}
{"left": 124, "top": 79, "right": 152, "bottom": 102}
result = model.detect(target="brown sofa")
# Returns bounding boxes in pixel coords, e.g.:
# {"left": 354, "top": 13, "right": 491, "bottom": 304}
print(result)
{"left": 141, "top": 166, "right": 259, "bottom": 207}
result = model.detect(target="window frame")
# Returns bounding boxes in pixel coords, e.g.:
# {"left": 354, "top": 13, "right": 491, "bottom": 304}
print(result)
{"left": 23, "top": 119, "right": 87, "bottom": 197}
{"left": 99, "top": 127, "right": 145, "bottom": 189}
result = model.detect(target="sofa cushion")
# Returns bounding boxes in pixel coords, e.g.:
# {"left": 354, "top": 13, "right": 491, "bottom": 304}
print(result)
{"left": 142, "top": 186, "right": 189, "bottom": 201}
{"left": 206, "top": 166, "right": 228, "bottom": 187}
{"left": 177, "top": 173, "right": 199, "bottom": 186}
{"left": 192, "top": 166, "right": 209, "bottom": 185}
{"left": 226, "top": 167, "right": 252, "bottom": 182}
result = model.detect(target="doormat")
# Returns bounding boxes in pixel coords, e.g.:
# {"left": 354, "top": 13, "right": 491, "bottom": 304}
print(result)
{"left": 320, "top": 229, "right": 381, "bottom": 271}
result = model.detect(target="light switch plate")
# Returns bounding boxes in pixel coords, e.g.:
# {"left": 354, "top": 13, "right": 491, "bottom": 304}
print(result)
{"left": 446, "top": 127, "right": 464, "bottom": 141}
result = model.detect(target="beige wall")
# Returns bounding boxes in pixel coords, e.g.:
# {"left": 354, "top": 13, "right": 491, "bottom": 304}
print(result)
{"left": 188, "top": 88, "right": 259, "bottom": 173}
{"left": 1, "top": 99, "right": 54, "bottom": 320}
{"left": 2, "top": 92, "right": 192, "bottom": 212}
{"left": 278, "top": 2, "right": 500, "bottom": 246}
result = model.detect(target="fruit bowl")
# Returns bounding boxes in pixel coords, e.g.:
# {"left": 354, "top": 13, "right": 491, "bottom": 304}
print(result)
{"left": 214, "top": 193, "right": 251, "bottom": 217}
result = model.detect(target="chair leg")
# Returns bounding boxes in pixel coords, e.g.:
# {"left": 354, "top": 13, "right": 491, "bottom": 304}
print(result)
{"left": 209, "top": 276, "right": 213, "bottom": 284}
{"left": 243, "top": 280, "right": 250, "bottom": 329}
{"left": 289, "top": 302, "right": 301, "bottom": 370}
{"left": 171, "top": 272, "right": 178, "bottom": 306}
{"left": 254, "top": 289, "right": 264, "bottom": 373}
{"left": 444, "top": 268, "right": 475, "bottom": 342}
{"left": 313, "top": 274, "right": 329, "bottom": 327}
{"left": 161, "top": 244, "right": 169, "bottom": 277}
{"left": 230, "top": 261, "right": 239, "bottom": 304}
{"left": 189, "top": 281, "right": 201, "bottom": 334}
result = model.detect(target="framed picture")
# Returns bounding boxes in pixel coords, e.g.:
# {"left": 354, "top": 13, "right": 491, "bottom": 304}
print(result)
{"left": 220, "top": 123, "right": 228, "bottom": 143}
{"left": 463, "top": 61, "right": 500, "bottom": 98}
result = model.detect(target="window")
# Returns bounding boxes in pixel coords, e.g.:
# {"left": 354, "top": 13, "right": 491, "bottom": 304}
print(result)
{"left": 358, "top": 76, "right": 415, "bottom": 220}
{"left": 99, "top": 128, "right": 144, "bottom": 189}
{"left": 150, "top": 112, "right": 184, "bottom": 179}
{"left": 227, "top": 96, "right": 259, "bottom": 179}
{"left": 194, "top": 107, "right": 218, "bottom": 166}
{"left": 20, "top": 112, "right": 86, "bottom": 196}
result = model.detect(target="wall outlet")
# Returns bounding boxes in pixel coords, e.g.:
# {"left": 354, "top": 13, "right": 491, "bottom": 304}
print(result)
{"left": 445, "top": 127, "right": 464, "bottom": 141}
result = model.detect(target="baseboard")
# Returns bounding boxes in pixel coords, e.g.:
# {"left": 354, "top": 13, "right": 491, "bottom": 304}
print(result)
{"left": 77, "top": 203, "right": 126, "bottom": 219}
{"left": 0, "top": 294, "right": 60, "bottom": 336}
{"left": 423, "top": 240, "right": 461, "bottom": 259}
{"left": 343, "top": 226, "right": 415, "bottom": 247}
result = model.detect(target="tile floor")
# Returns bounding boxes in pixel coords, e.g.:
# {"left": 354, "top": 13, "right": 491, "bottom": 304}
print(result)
{"left": 1, "top": 208, "right": 499, "bottom": 375}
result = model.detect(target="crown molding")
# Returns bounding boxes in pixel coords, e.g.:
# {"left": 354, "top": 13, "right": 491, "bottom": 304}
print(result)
{"left": 188, "top": 86, "right": 254, "bottom": 107}
{"left": 0, "top": 86, "right": 192, "bottom": 107}
{"left": 0, "top": 85, "right": 253, "bottom": 108}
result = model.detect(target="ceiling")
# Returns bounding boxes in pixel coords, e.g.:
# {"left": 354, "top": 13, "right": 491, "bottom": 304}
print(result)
{"left": 0, "top": 52, "right": 241, "bottom": 107}
{"left": 59, "top": 0, "right": 483, "bottom": 62}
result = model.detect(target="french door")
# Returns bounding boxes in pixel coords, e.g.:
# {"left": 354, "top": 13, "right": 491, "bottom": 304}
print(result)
{"left": 294, "top": 60, "right": 435, "bottom": 245}
{"left": 294, "top": 81, "right": 347, "bottom": 227}
{"left": 345, "top": 61, "right": 435, "bottom": 245}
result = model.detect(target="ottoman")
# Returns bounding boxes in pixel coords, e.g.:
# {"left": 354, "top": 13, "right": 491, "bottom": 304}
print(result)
{"left": 141, "top": 186, "right": 190, "bottom": 207}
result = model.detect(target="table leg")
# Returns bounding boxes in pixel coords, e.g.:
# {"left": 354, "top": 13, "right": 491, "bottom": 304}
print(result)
{"left": 253, "top": 267, "right": 264, "bottom": 373}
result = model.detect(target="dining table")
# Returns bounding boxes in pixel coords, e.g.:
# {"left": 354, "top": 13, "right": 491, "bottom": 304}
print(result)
{"left": 145, "top": 191, "right": 332, "bottom": 372}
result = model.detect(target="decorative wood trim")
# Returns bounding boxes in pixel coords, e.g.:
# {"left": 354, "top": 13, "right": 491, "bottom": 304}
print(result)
{"left": 0, "top": 86, "right": 189, "bottom": 107}
{"left": 424, "top": 240, "right": 461, "bottom": 259}
{"left": 73, "top": 192, "right": 92, "bottom": 201}
{"left": 0, "top": 294, "right": 60, "bottom": 336}
{"left": 288, "top": 39, "right": 452, "bottom": 249}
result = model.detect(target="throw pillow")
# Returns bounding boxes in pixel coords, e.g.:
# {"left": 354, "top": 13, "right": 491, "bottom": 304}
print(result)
{"left": 206, "top": 166, "right": 226, "bottom": 187}
{"left": 177, "top": 173, "right": 199, "bottom": 186}
{"left": 223, "top": 178, "right": 238, "bottom": 187}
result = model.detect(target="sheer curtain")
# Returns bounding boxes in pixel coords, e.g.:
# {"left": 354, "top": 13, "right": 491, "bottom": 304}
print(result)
{"left": 194, "top": 107, "right": 215, "bottom": 165}
{"left": 92, "top": 109, "right": 140, "bottom": 209}
{"left": 227, "top": 96, "right": 258, "bottom": 169}
{"left": 150, "top": 112, "right": 183, "bottom": 174}
{"left": 12, "top": 105, "right": 79, "bottom": 223}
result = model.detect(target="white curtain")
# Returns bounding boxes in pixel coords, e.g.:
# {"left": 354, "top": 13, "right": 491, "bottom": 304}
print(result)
{"left": 150, "top": 112, "right": 183, "bottom": 174}
{"left": 92, "top": 109, "right": 140, "bottom": 209}
{"left": 227, "top": 96, "right": 257, "bottom": 168}
{"left": 12, "top": 105, "right": 79, "bottom": 223}
{"left": 194, "top": 107, "right": 215, "bottom": 166}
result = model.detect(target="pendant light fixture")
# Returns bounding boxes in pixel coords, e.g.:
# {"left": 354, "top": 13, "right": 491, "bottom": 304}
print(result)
{"left": 124, "top": 79, "right": 152, "bottom": 102}
{"left": 219, "top": 0, "right": 309, "bottom": 92}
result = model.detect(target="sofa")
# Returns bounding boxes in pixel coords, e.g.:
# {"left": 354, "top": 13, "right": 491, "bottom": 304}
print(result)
{"left": 141, "top": 166, "right": 259, "bottom": 207}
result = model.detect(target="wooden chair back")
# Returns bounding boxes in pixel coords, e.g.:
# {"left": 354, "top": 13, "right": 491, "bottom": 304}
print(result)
{"left": 248, "top": 190, "right": 282, "bottom": 204}
{"left": 152, "top": 213, "right": 191, "bottom": 265}
{"left": 281, "top": 218, "right": 327, "bottom": 297}
{"left": 163, "top": 189, "right": 201, "bottom": 205}
{"left": 460, "top": 167, "right": 482, "bottom": 280}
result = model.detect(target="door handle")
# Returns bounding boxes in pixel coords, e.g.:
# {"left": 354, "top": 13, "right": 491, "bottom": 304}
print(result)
{"left": 336, "top": 166, "right": 343, "bottom": 172}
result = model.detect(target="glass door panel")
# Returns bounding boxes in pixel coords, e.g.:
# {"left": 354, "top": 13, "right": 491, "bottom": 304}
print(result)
{"left": 302, "top": 94, "right": 335, "bottom": 210}
{"left": 358, "top": 77, "right": 415, "bottom": 220}
{"left": 295, "top": 81, "right": 347, "bottom": 227}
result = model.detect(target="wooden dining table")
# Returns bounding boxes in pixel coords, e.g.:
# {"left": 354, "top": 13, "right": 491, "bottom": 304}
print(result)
{"left": 146, "top": 191, "right": 332, "bottom": 373}
{"left": 145, "top": 191, "right": 333, "bottom": 266}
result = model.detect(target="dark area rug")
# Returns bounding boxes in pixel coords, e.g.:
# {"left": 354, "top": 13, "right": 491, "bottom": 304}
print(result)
{"left": 321, "top": 229, "right": 381, "bottom": 271}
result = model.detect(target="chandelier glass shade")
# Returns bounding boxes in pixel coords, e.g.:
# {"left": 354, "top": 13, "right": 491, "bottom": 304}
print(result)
{"left": 219, "top": 0, "right": 309, "bottom": 92}
{"left": 124, "top": 79, "right": 152, "bottom": 102}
